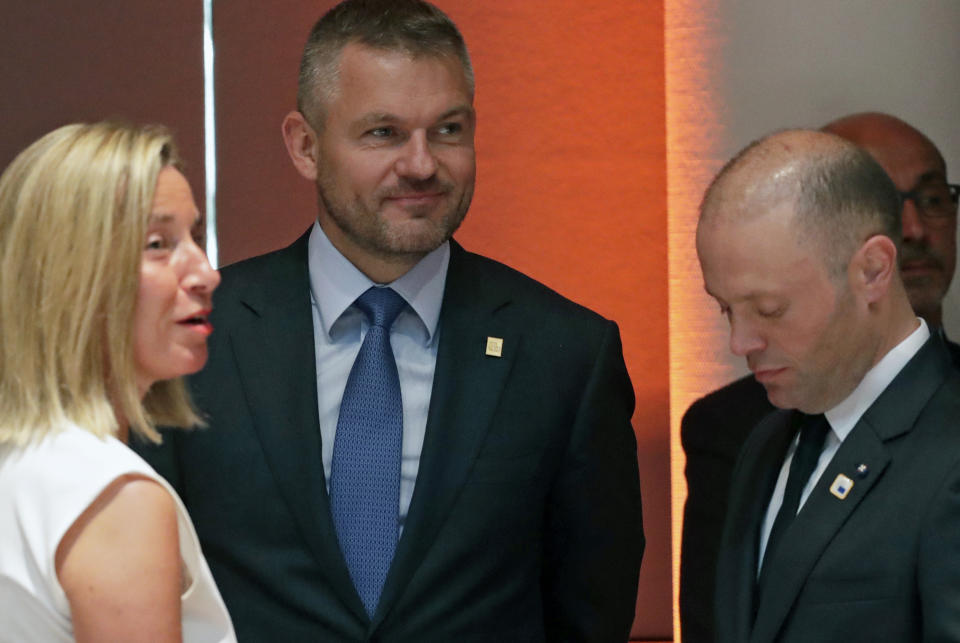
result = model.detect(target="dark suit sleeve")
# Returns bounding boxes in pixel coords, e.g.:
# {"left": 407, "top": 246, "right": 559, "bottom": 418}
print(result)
{"left": 918, "top": 464, "right": 960, "bottom": 640}
{"left": 679, "top": 399, "right": 734, "bottom": 643}
{"left": 541, "top": 321, "right": 644, "bottom": 642}
{"left": 678, "top": 376, "right": 773, "bottom": 643}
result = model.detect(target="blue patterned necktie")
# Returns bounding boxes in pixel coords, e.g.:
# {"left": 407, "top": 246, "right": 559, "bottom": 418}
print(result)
{"left": 330, "top": 286, "right": 406, "bottom": 617}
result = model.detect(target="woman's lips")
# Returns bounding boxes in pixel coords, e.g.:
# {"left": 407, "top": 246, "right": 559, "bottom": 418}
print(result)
{"left": 177, "top": 310, "right": 213, "bottom": 336}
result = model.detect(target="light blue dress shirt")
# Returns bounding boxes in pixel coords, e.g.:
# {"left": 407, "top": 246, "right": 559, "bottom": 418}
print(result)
{"left": 307, "top": 222, "right": 449, "bottom": 533}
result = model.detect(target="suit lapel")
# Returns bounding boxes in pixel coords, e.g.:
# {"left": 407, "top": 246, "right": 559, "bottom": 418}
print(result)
{"left": 227, "top": 230, "right": 367, "bottom": 621}
{"left": 750, "top": 429, "right": 889, "bottom": 643}
{"left": 750, "top": 334, "right": 951, "bottom": 643}
{"left": 716, "top": 411, "right": 798, "bottom": 643}
{"left": 371, "top": 243, "right": 519, "bottom": 628}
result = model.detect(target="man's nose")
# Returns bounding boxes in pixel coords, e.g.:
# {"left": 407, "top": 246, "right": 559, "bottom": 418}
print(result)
{"left": 729, "top": 316, "right": 764, "bottom": 357}
{"left": 394, "top": 131, "right": 438, "bottom": 180}
{"left": 901, "top": 198, "right": 926, "bottom": 242}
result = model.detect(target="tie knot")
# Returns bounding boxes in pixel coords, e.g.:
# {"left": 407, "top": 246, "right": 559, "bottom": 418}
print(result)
{"left": 356, "top": 287, "right": 406, "bottom": 329}
{"left": 799, "top": 414, "right": 830, "bottom": 448}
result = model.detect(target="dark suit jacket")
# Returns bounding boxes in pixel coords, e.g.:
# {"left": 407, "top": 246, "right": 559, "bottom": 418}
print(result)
{"left": 679, "top": 336, "right": 960, "bottom": 642}
{"left": 680, "top": 375, "right": 774, "bottom": 642}
{"left": 714, "top": 334, "right": 960, "bottom": 642}
{"left": 136, "top": 230, "right": 644, "bottom": 642}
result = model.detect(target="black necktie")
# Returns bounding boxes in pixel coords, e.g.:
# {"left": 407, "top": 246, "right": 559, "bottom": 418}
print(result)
{"left": 761, "top": 414, "right": 830, "bottom": 576}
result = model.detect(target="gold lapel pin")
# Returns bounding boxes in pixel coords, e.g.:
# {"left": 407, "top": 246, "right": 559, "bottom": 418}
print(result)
{"left": 485, "top": 336, "right": 503, "bottom": 357}
{"left": 829, "top": 474, "right": 854, "bottom": 500}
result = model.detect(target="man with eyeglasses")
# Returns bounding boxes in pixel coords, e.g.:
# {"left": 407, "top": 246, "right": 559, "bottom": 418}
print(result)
{"left": 824, "top": 113, "right": 960, "bottom": 332}
{"left": 679, "top": 112, "right": 959, "bottom": 642}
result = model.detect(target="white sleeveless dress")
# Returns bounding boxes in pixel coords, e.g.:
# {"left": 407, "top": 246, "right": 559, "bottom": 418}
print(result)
{"left": 0, "top": 422, "right": 236, "bottom": 642}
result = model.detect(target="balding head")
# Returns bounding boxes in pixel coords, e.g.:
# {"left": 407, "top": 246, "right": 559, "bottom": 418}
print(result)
{"left": 700, "top": 129, "right": 901, "bottom": 276}
{"left": 822, "top": 112, "right": 955, "bottom": 326}
{"left": 822, "top": 112, "right": 946, "bottom": 181}
{"left": 697, "top": 129, "right": 916, "bottom": 413}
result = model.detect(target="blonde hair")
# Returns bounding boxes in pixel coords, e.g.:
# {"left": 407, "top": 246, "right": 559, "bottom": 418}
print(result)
{"left": 0, "top": 121, "right": 202, "bottom": 446}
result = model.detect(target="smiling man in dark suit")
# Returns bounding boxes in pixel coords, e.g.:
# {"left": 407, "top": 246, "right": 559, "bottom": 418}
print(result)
{"left": 679, "top": 112, "right": 960, "bottom": 642}
{"left": 135, "top": 1, "right": 643, "bottom": 641}
{"left": 698, "top": 129, "right": 960, "bottom": 642}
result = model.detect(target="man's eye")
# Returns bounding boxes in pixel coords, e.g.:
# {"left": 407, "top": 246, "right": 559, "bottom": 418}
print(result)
{"left": 757, "top": 307, "right": 784, "bottom": 319}
{"left": 917, "top": 185, "right": 953, "bottom": 214}
{"left": 437, "top": 122, "right": 462, "bottom": 136}
{"left": 920, "top": 192, "right": 945, "bottom": 208}
{"left": 368, "top": 127, "right": 395, "bottom": 138}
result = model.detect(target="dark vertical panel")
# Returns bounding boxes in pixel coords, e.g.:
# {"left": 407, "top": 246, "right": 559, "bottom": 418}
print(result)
{"left": 213, "top": 2, "right": 335, "bottom": 266}
{"left": 0, "top": 1, "right": 205, "bottom": 200}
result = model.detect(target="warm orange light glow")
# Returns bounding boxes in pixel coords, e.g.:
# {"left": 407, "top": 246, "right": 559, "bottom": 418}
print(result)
{"left": 666, "top": 1, "right": 745, "bottom": 640}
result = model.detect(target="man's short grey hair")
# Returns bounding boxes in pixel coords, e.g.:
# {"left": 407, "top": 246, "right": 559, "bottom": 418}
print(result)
{"left": 794, "top": 143, "right": 902, "bottom": 275}
{"left": 297, "top": 0, "right": 474, "bottom": 127}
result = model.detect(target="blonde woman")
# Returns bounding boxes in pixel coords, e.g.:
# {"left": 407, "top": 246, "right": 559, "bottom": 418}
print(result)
{"left": 0, "top": 122, "right": 235, "bottom": 642}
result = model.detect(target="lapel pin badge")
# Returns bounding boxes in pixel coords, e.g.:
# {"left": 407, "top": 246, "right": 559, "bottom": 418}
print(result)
{"left": 485, "top": 336, "right": 504, "bottom": 358}
{"left": 829, "top": 473, "right": 854, "bottom": 500}
{"left": 856, "top": 463, "right": 869, "bottom": 478}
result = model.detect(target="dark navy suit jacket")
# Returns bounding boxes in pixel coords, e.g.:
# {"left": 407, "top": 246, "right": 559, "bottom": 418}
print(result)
{"left": 137, "top": 231, "right": 644, "bottom": 642}
{"left": 679, "top": 334, "right": 960, "bottom": 642}
{"left": 715, "top": 335, "right": 960, "bottom": 642}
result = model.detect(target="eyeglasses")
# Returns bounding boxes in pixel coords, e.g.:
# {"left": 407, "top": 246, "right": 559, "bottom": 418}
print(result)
{"left": 899, "top": 182, "right": 959, "bottom": 224}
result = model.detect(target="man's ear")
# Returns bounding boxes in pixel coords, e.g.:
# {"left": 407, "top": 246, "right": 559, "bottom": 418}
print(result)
{"left": 281, "top": 111, "right": 320, "bottom": 181}
{"left": 852, "top": 234, "right": 897, "bottom": 304}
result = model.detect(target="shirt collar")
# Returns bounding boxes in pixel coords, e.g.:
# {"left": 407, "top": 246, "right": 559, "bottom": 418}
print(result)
{"left": 307, "top": 221, "right": 449, "bottom": 343}
{"left": 824, "top": 318, "right": 929, "bottom": 440}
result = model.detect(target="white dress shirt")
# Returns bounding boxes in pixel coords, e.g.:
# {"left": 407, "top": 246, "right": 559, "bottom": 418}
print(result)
{"left": 757, "top": 318, "right": 929, "bottom": 573}
{"left": 307, "top": 221, "right": 449, "bottom": 533}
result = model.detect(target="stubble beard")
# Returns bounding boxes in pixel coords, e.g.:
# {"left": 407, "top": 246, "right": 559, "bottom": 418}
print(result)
{"left": 800, "top": 290, "right": 870, "bottom": 414}
{"left": 315, "top": 176, "right": 473, "bottom": 265}
{"left": 900, "top": 239, "right": 950, "bottom": 317}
